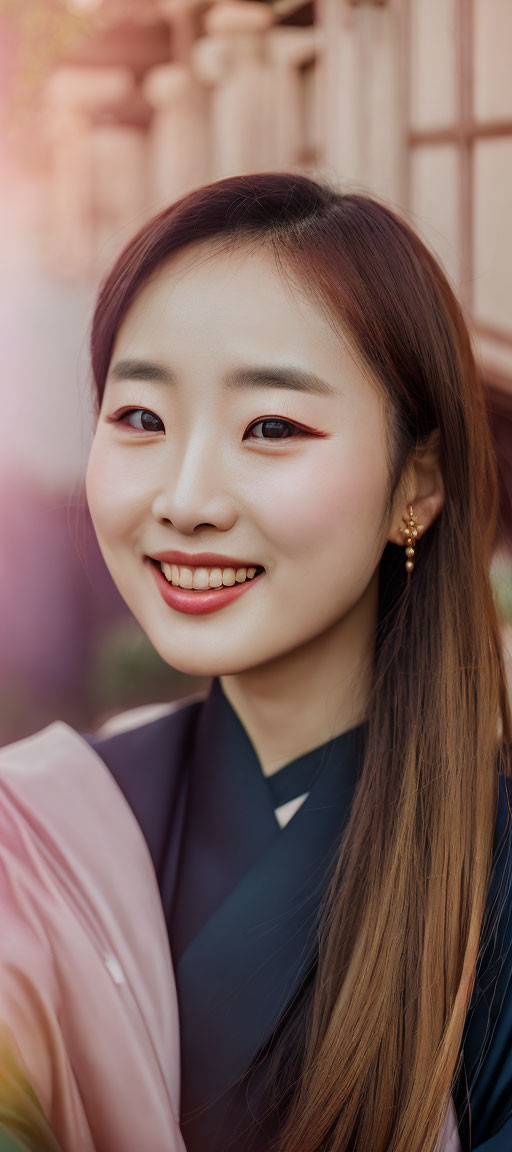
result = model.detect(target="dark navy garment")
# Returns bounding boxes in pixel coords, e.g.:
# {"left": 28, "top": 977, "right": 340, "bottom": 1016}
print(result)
{"left": 82, "top": 677, "right": 512, "bottom": 1151}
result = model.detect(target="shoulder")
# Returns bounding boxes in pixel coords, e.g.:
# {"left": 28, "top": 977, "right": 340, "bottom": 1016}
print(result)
{"left": 0, "top": 720, "right": 105, "bottom": 825}
{"left": 88, "top": 689, "right": 208, "bottom": 739}
{"left": 81, "top": 690, "right": 207, "bottom": 812}
{"left": 81, "top": 691, "right": 208, "bottom": 873}
{"left": 0, "top": 716, "right": 166, "bottom": 901}
{"left": 0, "top": 719, "right": 126, "bottom": 829}
{"left": 81, "top": 689, "right": 207, "bottom": 764}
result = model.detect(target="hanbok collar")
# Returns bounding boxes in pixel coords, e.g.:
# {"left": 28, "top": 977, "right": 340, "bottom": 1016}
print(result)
{"left": 175, "top": 676, "right": 366, "bottom": 1124}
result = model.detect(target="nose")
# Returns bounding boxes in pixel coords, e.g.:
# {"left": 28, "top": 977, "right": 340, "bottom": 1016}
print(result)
{"left": 151, "top": 432, "right": 238, "bottom": 534}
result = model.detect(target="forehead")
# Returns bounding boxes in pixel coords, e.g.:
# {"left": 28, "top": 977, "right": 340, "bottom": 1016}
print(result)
{"left": 112, "top": 239, "right": 346, "bottom": 372}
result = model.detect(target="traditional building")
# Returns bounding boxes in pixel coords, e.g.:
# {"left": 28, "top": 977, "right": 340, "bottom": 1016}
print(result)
{"left": 40, "top": 1, "right": 512, "bottom": 410}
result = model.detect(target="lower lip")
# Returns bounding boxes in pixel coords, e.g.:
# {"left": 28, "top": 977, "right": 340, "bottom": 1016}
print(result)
{"left": 147, "top": 559, "right": 265, "bottom": 616}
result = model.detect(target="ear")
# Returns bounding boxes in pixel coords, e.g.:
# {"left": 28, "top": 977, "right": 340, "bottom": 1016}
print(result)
{"left": 387, "top": 428, "right": 445, "bottom": 546}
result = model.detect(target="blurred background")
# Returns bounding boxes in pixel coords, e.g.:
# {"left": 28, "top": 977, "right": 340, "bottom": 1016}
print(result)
{"left": 0, "top": 0, "right": 511, "bottom": 745}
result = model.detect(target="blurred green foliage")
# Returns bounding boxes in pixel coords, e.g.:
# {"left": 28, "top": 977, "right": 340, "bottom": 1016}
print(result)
{"left": 87, "top": 617, "right": 204, "bottom": 722}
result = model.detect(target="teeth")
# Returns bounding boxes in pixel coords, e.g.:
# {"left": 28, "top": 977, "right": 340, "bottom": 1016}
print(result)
{"left": 159, "top": 562, "right": 259, "bottom": 589}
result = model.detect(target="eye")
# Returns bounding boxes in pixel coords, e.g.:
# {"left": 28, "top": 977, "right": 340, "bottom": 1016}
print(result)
{"left": 115, "top": 408, "right": 164, "bottom": 433}
{"left": 112, "top": 410, "right": 318, "bottom": 441}
{"left": 244, "top": 418, "right": 309, "bottom": 442}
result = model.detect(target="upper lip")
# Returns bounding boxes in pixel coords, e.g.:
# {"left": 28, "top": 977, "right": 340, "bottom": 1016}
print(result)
{"left": 148, "top": 550, "right": 263, "bottom": 569}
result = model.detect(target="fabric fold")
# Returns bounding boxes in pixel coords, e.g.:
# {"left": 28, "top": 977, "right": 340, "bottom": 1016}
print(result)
{"left": 0, "top": 722, "right": 185, "bottom": 1152}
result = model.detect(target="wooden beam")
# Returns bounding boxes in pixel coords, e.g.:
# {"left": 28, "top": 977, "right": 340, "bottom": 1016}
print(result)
{"left": 476, "top": 321, "right": 512, "bottom": 353}
{"left": 409, "top": 120, "right": 512, "bottom": 147}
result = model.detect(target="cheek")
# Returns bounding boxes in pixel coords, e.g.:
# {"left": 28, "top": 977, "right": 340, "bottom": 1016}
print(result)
{"left": 85, "top": 439, "right": 147, "bottom": 544}
{"left": 259, "top": 440, "right": 388, "bottom": 565}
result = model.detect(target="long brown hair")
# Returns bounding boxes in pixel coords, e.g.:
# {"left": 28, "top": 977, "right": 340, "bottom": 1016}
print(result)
{"left": 90, "top": 173, "right": 511, "bottom": 1152}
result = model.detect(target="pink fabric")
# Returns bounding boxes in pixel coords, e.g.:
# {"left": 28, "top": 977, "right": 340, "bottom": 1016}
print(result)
{"left": 0, "top": 721, "right": 185, "bottom": 1152}
{"left": 439, "top": 1097, "right": 462, "bottom": 1152}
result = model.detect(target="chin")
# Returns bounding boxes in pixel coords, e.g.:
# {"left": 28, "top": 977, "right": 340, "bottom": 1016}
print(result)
{"left": 159, "top": 639, "right": 284, "bottom": 679}
{"left": 153, "top": 645, "right": 246, "bottom": 680}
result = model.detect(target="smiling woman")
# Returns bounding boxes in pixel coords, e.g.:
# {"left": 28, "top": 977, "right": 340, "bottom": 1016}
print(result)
{"left": 0, "top": 172, "right": 510, "bottom": 1152}
{"left": 85, "top": 236, "right": 393, "bottom": 711}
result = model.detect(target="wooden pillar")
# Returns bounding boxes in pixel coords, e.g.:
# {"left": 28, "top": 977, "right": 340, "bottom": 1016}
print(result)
{"left": 267, "top": 26, "right": 321, "bottom": 170}
{"left": 319, "top": 0, "right": 407, "bottom": 204}
{"left": 143, "top": 62, "right": 209, "bottom": 208}
{"left": 44, "top": 67, "right": 134, "bottom": 276}
{"left": 192, "top": 0, "right": 276, "bottom": 179}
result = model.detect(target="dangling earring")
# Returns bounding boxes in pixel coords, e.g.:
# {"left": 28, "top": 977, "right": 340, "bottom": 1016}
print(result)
{"left": 399, "top": 505, "right": 424, "bottom": 582}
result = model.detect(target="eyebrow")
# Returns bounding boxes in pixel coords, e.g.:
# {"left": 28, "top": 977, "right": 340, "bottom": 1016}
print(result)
{"left": 108, "top": 358, "right": 337, "bottom": 399}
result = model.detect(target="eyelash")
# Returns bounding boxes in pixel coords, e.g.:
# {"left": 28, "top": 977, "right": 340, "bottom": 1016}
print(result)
{"left": 112, "top": 408, "right": 315, "bottom": 442}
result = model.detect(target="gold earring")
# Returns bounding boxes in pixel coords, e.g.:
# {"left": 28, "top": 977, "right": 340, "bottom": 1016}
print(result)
{"left": 399, "top": 505, "right": 424, "bottom": 580}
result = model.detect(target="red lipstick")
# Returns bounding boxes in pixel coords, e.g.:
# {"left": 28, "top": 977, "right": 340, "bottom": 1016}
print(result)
{"left": 147, "top": 558, "right": 265, "bottom": 616}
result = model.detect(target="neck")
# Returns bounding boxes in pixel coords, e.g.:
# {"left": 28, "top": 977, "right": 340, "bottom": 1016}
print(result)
{"left": 220, "top": 576, "right": 377, "bottom": 777}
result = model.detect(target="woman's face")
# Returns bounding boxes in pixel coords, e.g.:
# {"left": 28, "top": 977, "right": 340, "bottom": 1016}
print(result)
{"left": 86, "top": 241, "right": 394, "bottom": 679}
